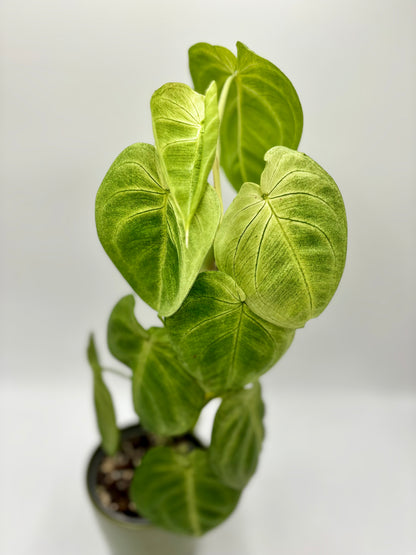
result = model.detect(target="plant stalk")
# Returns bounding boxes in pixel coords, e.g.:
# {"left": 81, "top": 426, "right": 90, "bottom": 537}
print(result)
{"left": 102, "top": 367, "right": 132, "bottom": 380}
{"left": 212, "top": 74, "right": 235, "bottom": 212}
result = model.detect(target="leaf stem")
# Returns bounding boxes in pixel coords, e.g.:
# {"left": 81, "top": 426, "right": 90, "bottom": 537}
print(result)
{"left": 212, "top": 74, "right": 235, "bottom": 212}
{"left": 212, "top": 157, "right": 223, "bottom": 213}
{"left": 102, "top": 367, "right": 132, "bottom": 380}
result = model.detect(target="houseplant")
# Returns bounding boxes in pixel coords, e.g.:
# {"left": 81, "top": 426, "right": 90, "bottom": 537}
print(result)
{"left": 87, "top": 41, "right": 347, "bottom": 551}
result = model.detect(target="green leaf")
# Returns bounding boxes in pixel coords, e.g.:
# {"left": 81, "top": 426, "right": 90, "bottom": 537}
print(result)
{"left": 214, "top": 146, "right": 348, "bottom": 329}
{"left": 107, "top": 295, "right": 206, "bottom": 437}
{"left": 189, "top": 41, "right": 303, "bottom": 190}
{"left": 95, "top": 143, "right": 221, "bottom": 317}
{"left": 87, "top": 334, "right": 120, "bottom": 455}
{"left": 165, "top": 271, "right": 295, "bottom": 395}
{"left": 107, "top": 295, "right": 149, "bottom": 368}
{"left": 130, "top": 447, "right": 241, "bottom": 536}
{"left": 189, "top": 42, "right": 237, "bottom": 96}
{"left": 151, "top": 82, "right": 219, "bottom": 237}
{"left": 210, "top": 382, "right": 265, "bottom": 490}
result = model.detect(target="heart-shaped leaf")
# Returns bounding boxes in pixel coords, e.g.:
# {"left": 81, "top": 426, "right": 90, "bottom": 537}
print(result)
{"left": 151, "top": 82, "right": 219, "bottom": 238}
{"left": 130, "top": 447, "right": 241, "bottom": 536}
{"left": 215, "top": 146, "right": 348, "bottom": 329}
{"left": 107, "top": 295, "right": 206, "bottom": 437}
{"left": 210, "top": 382, "right": 265, "bottom": 490}
{"left": 189, "top": 41, "right": 303, "bottom": 190}
{"left": 87, "top": 335, "right": 120, "bottom": 455}
{"left": 95, "top": 143, "right": 221, "bottom": 317}
{"left": 165, "top": 271, "right": 295, "bottom": 395}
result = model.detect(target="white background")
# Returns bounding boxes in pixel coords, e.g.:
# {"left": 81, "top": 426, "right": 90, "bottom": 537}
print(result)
{"left": 1, "top": 1, "right": 415, "bottom": 554}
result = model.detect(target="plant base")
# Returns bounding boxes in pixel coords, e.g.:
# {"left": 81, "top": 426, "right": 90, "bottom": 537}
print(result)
{"left": 86, "top": 424, "right": 198, "bottom": 555}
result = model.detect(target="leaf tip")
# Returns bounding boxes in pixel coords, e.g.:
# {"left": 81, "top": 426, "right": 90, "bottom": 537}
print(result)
{"left": 87, "top": 333, "right": 97, "bottom": 365}
{"left": 236, "top": 41, "right": 249, "bottom": 53}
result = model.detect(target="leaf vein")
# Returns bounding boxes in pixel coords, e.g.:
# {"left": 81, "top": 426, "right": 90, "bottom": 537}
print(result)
{"left": 270, "top": 190, "right": 338, "bottom": 216}
{"left": 277, "top": 216, "right": 336, "bottom": 258}
{"left": 254, "top": 214, "right": 272, "bottom": 289}
{"left": 233, "top": 202, "right": 266, "bottom": 276}
{"left": 266, "top": 200, "right": 313, "bottom": 312}
{"left": 162, "top": 97, "right": 199, "bottom": 124}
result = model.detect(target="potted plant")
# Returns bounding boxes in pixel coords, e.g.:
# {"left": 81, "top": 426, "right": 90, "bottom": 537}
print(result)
{"left": 86, "top": 41, "right": 347, "bottom": 553}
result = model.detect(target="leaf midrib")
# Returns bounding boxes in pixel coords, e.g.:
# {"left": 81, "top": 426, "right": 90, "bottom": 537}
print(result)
{"left": 184, "top": 464, "right": 201, "bottom": 535}
{"left": 226, "top": 304, "right": 243, "bottom": 389}
{"left": 235, "top": 75, "right": 247, "bottom": 183}
{"left": 265, "top": 198, "right": 313, "bottom": 312}
{"left": 157, "top": 194, "right": 169, "bottom": 308}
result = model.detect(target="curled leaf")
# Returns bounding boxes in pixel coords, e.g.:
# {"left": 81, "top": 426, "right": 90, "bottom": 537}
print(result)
{"left": 87, "top": 335, "right": 120, "bottom": 455}
{"left": 151, "top": 82, "right": 219, "bottom": 235}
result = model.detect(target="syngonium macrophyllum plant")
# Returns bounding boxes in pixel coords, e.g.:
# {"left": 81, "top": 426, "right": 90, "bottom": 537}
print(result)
{"left": 87, "top": 41, "right": 348, "bottom": 536}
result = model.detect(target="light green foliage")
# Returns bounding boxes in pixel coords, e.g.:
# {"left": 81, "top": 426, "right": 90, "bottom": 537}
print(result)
{"left": 189, "top": 41, "right": 303, "bottom": 190}
{"left": 215, "top": 146, "right": 347, "bottom": 329}
{"left": 210, "top": 382, "right": 265, "bottom": 490}
{"left": 95, "top": 143, "right": 221, "bottom": 317}
{"left": 107, "top": 295, "right": 149, "bottom": 368}
{"left": 130, "top": 447, "right": 241, "bottom": 536}
{"left": 89, "top": 41, "right": 348, "bottom": 537}
{"left": 87, "top": 335, "right": 120, "bottom": 455}
{"left": 151, "top": 82, "right": 219, "bottom": 238}
{"left": 189, "top": 43, "right": 236, "bottom": 96}
{"left": 166, "top": 271, "right": 294, "bottom": 394}
{"left": 107, "top": 295, "right": 206, "bottom": 437}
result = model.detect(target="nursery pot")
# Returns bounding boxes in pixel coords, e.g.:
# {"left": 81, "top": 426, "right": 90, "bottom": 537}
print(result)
{"left": 86, "top": 424, "right": 198, "bottom": 555}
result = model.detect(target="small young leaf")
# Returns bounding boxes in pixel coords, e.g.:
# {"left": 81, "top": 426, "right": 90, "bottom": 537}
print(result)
{"left": 151, "top": 82, "right": 219, "bottom": 235}
{"left": 214, "top": 146, "right": 348, "bottom": 329}
{"left": 189, "top": 41, "right": 303, "bottom": 191}
{"left": 87, "top": 335, "right": 120, "bottom": 455}
{"left": 130, "top": 447, "right": 241, "bottom": 536}
{"left": 165, "top": 271, "right": 295, "bottom": 395}
{"left": 95, "top": 143, "right": 221, "bottom": 317}
{"left": 107, "top": 295, "right": 206, "bottom": 437}
{"left": 210, "top": 382, "right": 265, "bottom": 490}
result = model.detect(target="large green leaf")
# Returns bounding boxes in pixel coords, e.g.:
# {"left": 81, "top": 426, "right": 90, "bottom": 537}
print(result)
{"left": 95, "top": 143, "right": 221, "bottom": 317}
{"left": 215, "top": 146, "right": 348, "bottom": 329}
{"left": 189, "top": 41, "right": 303, "bottom": 190}
{"left": 189, "top": 43, "right": 237, "bottom": 96}
{"left": 130, "top": 447, "right": 241, "bottom": 536}
{"left": 151, "top": 82, "right": 219, "bottom": 238}
{"left": 165, "top": 271, "right": 295, "bottom": 395}
{"left": 210, "top": 382, "right": 265, "bottom": 490}
{"left": 87, "top": 334, "right": 120, "bottom": 455}
{"left": 107, "top": 295, "right": 206, "bottom": 437}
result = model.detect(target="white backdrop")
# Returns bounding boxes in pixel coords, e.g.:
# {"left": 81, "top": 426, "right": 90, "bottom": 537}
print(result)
{"left": 1, "top": 1, "right": 415, "bottom": 554}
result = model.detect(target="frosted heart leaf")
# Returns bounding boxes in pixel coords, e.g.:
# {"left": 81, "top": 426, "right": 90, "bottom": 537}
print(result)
{"left": 214, "top": 146, "right": 348, "bottom": 329}
{"left": 95, "top": 143, "right": 221, "bottom": 317}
